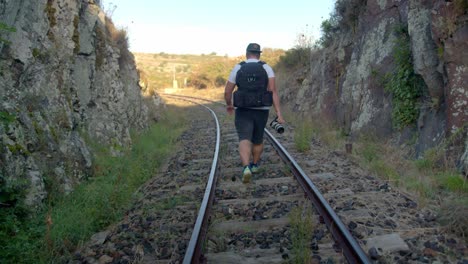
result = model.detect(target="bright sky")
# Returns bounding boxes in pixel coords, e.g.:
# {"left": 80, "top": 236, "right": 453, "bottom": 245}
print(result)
{"left": 106, "top": 0, "right": 335, "bottom": 56}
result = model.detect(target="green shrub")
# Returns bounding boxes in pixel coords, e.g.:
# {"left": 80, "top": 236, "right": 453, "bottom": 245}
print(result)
{"left": 0, "top": 22, "right": 16, "bottom": 44}
{"left": 369, "top": 160, "right": 400, "bottom": 183}
{"left": 32, "top": 48, "right": 41, "bottom": 58}
{"left": 384, "top": 25, "right": 424, "bottom": 128}
{"left": 294, "top": 121, "right": 314, "bottom": 152}
{"left": 360, "top": 141, "right": 378, "bottom": 163}
{"left": 415, "top": 148, "right": 443, "bottom": 172}
{"left": 315, "top": 0, "right": 366, "bottom": 48}
{"left": 289, "top": 207, "right": 313, "bottom": 264}
{"left": 405, "top": 176, "right": 435, "bottom": 199}
{"left": 317, "top": 17, "right": 340, "bottom": 48}
{"left": 437, "top": 172, "right": 468, "bottom": 193}
{"left": 0, "top": 111, "right": 15, "bottom": 129}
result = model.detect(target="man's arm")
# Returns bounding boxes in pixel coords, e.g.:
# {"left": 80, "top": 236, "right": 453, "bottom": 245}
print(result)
{"left": 268, "top": 77, "right": 285, "bottom": 123}
{"left": 224, "top": 81, "right": 236, "bottom": 114}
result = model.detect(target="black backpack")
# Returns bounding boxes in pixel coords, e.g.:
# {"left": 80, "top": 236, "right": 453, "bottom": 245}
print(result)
{"left": 233, "top": 61, "right": 273, "bottom": 107}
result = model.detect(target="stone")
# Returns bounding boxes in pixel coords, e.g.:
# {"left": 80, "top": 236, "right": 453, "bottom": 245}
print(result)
{"left": 90, "top": 231, "right": 110, "bottom": 245}
{"left": 423, "top": 247, "right": 438, "bottom": 257}
{"left": 305, "top": 160, "right": 317, "bottom": 167}
{"left": 408, "top": 3, "right": 444, "bottom": 100}
{"left": 310, "top": 172, "right": 336, "bottom": 180}
{"left": 366, "top": 233, "right": 409, "bottom": 253}
{"left": 98, "top": 255, "right": 113, "bottom": 264}
{"left": 369, "top": 246, "right": 382, "bottom": 260}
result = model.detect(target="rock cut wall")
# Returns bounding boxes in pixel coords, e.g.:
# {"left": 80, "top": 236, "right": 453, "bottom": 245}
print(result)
{"left": 278, "top": 0, "right": 467, "bottom": 172}
{"left": 0, "top": 0, "right": 161, "bottom": 206}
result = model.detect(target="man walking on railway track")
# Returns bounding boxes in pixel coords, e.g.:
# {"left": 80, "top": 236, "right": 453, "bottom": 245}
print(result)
{"left": 224, "top": 43, "right": 285, "bottom": 183}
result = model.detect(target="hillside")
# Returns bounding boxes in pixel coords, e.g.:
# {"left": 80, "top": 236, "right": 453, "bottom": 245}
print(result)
{"left": 134, "top": 48, "right": 286, "bottom": 92}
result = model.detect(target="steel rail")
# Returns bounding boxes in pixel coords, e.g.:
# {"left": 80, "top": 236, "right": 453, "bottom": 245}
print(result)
{"left": 162, "top": 93, "right": 224, "bottom": 107}
{"left": 164, "top": 95, "right": 221, "bottom": 264}
{"left": 264, "top": 129, "right": 371, "bottom": 264}
{"left": 164, "top": 94, "right": 370, "bottom": 263}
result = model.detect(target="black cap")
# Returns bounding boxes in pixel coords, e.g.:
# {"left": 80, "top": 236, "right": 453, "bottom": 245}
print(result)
{"left": 246, "top": 43, "right": 262, "bottom": 53}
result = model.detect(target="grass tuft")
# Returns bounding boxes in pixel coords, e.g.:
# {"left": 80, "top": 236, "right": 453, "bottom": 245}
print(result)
{"left": 294, "top": 121, "right": 313, "bottom": 152}
{"left": 437, "top": 172, "right": 468, "bottom": 193}
{"left": 289, "top": 206, "right": 313, "bottom": 264}
{"left": 439, "top": 197, "right": 468, "bottom": 242}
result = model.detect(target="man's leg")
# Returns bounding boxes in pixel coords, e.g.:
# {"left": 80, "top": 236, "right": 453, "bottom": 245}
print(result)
{"left": 250, "top": 110, "right": 269, "bottom": 167}
{"left": 239, "top": 139, "right": 252, "bottom": 166}
{"left": 252, "top": 143, "right": 263, "bottom": 164}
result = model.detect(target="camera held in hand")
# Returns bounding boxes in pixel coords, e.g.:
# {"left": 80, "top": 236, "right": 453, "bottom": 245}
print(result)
{"left": 270, "top": 117, "right": 284, "bottom": 134}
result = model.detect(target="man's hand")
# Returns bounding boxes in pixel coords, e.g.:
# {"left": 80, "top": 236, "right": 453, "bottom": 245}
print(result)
{"left": 226, "top": 105, "right": 234, "bottom": 115}
{"left": 276, "top": 114, "right": 285, "bottom": 124}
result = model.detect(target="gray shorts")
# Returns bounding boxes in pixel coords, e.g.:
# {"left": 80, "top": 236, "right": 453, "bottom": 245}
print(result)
{"left": 235, "top": 108, "right": 269, "bottom": 144}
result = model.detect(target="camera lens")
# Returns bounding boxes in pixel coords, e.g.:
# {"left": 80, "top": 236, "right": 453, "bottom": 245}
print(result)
{"left": 276, "top": 126, "right": 284, "bottom": 134}
{"left": 270, "top": 120, "right": 284, "bottom": 134}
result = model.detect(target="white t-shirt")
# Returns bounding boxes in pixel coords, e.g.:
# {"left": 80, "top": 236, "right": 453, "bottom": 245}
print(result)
{"left": 228, "top": 59, "right": 275, "bottom": 110}
{"left": 227, "top": 59, "right": 275, "bottom": 83}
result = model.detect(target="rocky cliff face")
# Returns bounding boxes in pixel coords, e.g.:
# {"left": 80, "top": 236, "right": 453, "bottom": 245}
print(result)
{"left": 0, "top": 0, "right": 161, "bottom": 206}
{"left": 278, "top": 0, "right": 467, "bottom": 172}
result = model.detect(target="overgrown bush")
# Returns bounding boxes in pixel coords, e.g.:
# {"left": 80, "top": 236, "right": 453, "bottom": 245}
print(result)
{"left": 317, "top": 16, "right": 340, "bottom": 48}
{"left": 383, "top": 25, "right": 424, "bottom": 129}
{"left": 316, "top": 0, "right": 366, "bottom": 48}
{"left": 277, "top": 47, "right": 311, "bottom": 68}
{"left": 335, "top": 0, "right": 366, "bottom": 32}
{"left": 215, "top": 75, "right": 226, "bottom": 87}
{"left": 187, "top": 73, "right": 210, "bottom": 89}
{"left": 104, "top": 16, "right": 132, "bottom": 69}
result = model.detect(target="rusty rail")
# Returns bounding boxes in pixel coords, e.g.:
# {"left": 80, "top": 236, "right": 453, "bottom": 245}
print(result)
{"left": 264, "top": 129, "right": 370, "bottom": 263}
{"left": 165, "top": 95, "right": 221, "bottom": 264}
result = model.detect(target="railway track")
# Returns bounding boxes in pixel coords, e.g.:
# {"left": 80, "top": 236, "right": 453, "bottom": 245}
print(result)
{"left": 75, "top": 94, "right": 467, "bottom": 264}
{"left": 164, "top": 94, "right": 369, "bottom": 264}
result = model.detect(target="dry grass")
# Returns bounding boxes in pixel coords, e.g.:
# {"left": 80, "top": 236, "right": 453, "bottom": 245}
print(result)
{"left": 439, "top": 197, "right": 468, "bottom": 241}
{"left": 284, "top": 110, "right": 345, "bottom": 151}
{"left": 103, "top": 16, "right": 132, "bottom": 69}
{"left": 282, "top": 107, "right": 467, "bottom": 239}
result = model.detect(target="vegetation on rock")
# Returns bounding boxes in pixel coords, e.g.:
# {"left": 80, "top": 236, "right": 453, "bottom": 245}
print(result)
{"left": 383, "top": 25, "right": 424, "bottom": 129}
{"left": 0, "top": 109, "right": 186, "bottom": 263}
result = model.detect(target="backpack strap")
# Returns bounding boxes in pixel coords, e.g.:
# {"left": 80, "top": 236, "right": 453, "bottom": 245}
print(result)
{"left": 240, "top": 61, "right": 265, "bottom": 65}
